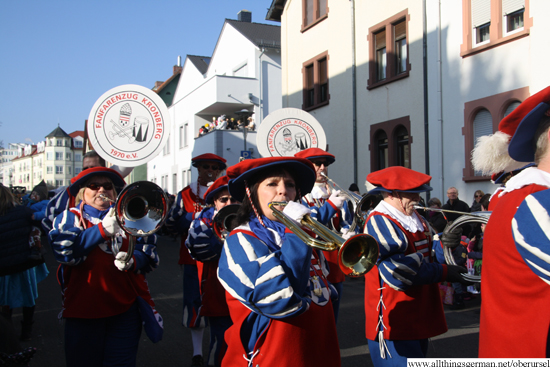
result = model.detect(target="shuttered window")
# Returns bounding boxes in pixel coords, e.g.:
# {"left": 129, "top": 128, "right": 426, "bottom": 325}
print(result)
{"left": 472, "top": 0, "right": 491, "bottom": 27}
{"left": 504, "top": 101, "right": 521, "bottom": 117}
{"left": 503, "top": 0, "right": 524, "bottom": 15}
{"left": 473, "top": 109, "right": 493, "bottom": 176}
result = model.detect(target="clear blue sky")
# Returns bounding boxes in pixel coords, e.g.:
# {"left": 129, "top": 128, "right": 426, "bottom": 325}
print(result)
{"left": 0, "top": 0, "right": 278, "bottom": 146}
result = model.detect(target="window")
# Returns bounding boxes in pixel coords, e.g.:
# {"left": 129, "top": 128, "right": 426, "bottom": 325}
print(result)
{"left": 75, "top": 167, "right": 81, "bottom": 175}
{"left": 56, "top": 179, "right": 63, "bottom": 187}
{"left": 56, "top": 166, "right": 63, "bottom": 174}
{"left": 68, "top": 166, "right": 72, "bottom": 175}
{"left": 56, "top": 140, "right": 63, "bottom": 147}
{"left": 163, "top": 137, "right": 170, "bottom": 155}
{"left": 370, "top": 117, "right": 411, "bottom": 171}
{"left": 55, "top": 152, "right": 63, "bottom": 161}
{"left": 368, "top": 10, "right": 410, "bottom": 90}
{"left": 302, "top": 51, "right": 329, "bottom": 111}
{"left": 461, "top": 0, "right": 530, "bottom": 57}
{"left": 47, "top": 166, "right": 53, "bottom": 174}
{"left": 180, "top": 123, "right": 189, "bottom": 149}
{"left": 173, "top": 174, "right": 177, "bottom": 195}
{"left": 302, "top": 0, "right": 328, "bottom": 31}
{"left": 66, "top": 153, "right": 71, "bottom": 160}
{"left": 462, "top": 87, "right": 529, "bottom": 181}
{"left": 75, "top": 153, "right": 81, "bottom": 162}
{"left": 74, "top": 140, "right": 83, "bottom": 148}
{"left": 46, "top": 152, "right": 53, "bottom": 161}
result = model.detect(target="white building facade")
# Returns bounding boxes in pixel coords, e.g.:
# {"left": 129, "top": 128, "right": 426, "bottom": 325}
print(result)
{"left": 147, "top": 11, "right": 282, "bottom": 194}
{"left": 271, "top": 0, "right": 545, "bottom": 202}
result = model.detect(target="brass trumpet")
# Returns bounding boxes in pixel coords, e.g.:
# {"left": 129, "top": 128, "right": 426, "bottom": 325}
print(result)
{"left": 321, "top": 172, "right": 370, "bottom": 232}
{"left": 100, "top": 181, "right": 169, "bottom": 264}
{"left": 213, "top": 204, "right": 240, "bottom": 242}
{"left": 268, "top": 201, "right": 379, "bottom": 278}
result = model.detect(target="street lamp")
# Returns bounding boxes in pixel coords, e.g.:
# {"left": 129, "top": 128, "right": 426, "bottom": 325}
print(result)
{"left": 235, "top": 108, "right": 254, "bottom": 156}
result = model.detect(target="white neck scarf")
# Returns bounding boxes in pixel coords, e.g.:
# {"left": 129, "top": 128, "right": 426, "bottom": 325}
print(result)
{"left": 373, "top": 200, "right": 424, "bottom": 233}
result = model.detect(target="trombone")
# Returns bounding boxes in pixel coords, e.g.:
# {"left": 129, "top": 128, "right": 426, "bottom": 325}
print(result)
{"left": 100, "top": 181, "right": 169, "bottom": 265}
{"left": 321, "top": 173, "right": 370, "bottom": 232}
{"left": 268, "top": 201, "right": 379, "bottom": 278}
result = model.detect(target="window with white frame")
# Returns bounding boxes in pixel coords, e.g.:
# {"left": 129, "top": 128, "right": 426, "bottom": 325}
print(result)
{"left": 56, "top": 166, "right": 63, "bottom": 174}
{"left": 47, "top": 152, "right": 53, "bottom": 161}
{"left": 180, "top": 123, "right": 189, "bottom": 149}
{"left": 472, "top": 0, "right": 491, "bottom": 46}
{"left": 503, "top": 0, "right": 524, "bottom": 34}
{"left": 47, "top": 166, "right": 53, "bottom": 174}
{"left": 472, "top": 109, "right": 493, "bottom": 176}
{"left": 75, "top": 153, "right": 81, "bottom": 162}
{"left": 66, "top": 152, "right": 71, "bottom": 160}
{"left": 55, "top": 152, "right": 63, "bottom": 161}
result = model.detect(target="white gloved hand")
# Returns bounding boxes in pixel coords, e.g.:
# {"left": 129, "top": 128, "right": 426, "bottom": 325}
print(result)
{"left": 341, "top": 227, "right": 354, "bottom": 240}
{"left": 101, "top": 208, "right": 120, "bottom": 237}
{"left": 328, "top": 190, "right": 346, "bottom": 209}
{"left": 282, "top": 201, "right": 312, "bottom": 223}
{"left": 114, "top": 252, "right": 135, "bottom": 271}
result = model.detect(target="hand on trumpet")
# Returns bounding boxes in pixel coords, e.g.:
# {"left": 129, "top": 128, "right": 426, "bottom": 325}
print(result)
{"left": 101, "top": 208, "right": 121, "bottom": 237}
{"left": 114, "top": 251, "right": 134, "bottom": 271}
{"left": 281, "top": 201, "right": 312, "bottom": 224}
{"left": 340, "top": 227, "right": 354, "bottom": 240}
{"left": 328, "top": 190, "right": 346, "bottom": 209}
{"left": 446, "top": 265, "right": 472, "bottom": 285}
{"left": 440, "top": 221, "right": 463, "bottom": 248}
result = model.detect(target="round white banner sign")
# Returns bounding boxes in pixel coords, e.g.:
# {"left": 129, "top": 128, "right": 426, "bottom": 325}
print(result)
{"left": 256, "top": 108, "right": 327, "bottom": 157}
{"left": 87, "top": 84, "right": 171, "bottom": 167}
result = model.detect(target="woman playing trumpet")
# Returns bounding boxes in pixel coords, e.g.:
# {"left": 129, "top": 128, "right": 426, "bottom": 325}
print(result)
{"left": 48, "top": 167, "right": 162, "bottom": 367}
{"left": 218, "top": 157, "right": 341, "bottom": 367}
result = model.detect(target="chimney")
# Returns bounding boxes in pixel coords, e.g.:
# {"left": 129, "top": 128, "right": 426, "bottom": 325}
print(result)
{"left": 238, "top": 10, "right": 252, "bottom": 22}
{"left": 173, "top": 55, "right": 183, "bottom": 75}
{"left": 154, "top": 81, "right": 164, "bottom": 90}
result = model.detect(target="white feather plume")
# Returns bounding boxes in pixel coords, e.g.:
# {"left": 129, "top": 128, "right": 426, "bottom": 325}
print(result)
{"left": 471, "top": 131, "right": 527, "bottom": 175}
{"left": 365, "top": 180, "right": 378, "bottom": 193}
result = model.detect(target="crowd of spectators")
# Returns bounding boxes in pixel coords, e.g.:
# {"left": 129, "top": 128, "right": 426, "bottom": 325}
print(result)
{"left": 198, "top": 114, "right": 255, "bottom": 136}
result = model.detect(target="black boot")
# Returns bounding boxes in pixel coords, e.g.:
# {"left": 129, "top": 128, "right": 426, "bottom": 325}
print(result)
{"left": 450, "top": 293, "right": 466, "bottom": 310}
{"left": 0, "top": 305, "right": 12, "bottom": 321}
{"left": 20, "top": 306, "right": 35, "bottom": 341}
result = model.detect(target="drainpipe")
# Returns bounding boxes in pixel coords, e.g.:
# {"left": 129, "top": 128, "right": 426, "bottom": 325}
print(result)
{"left": 350, "top": 0, "right": 358, "bottom": 184}
{"left": 438, "top": 0, "right": 444, "bottom": 196}
{"left": 422, "top": 0, "right": 431, "bottom": 200}
{"left": 258, "top": 48, "right": 266, "bottom": 124}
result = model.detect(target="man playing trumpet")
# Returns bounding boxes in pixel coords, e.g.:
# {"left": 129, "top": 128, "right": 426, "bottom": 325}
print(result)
{"left": 363, "top": 166, "right": 470, "bottom": 366}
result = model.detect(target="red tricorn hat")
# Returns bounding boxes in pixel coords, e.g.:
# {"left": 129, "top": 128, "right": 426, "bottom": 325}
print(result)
{"left": 472, "top": 86, "right": 550, "bottom": 175}
{"left": 204, "top": 175, "right": 230, "bottom": 204}
{"left": 69, "top": 167, "right": 125, "bottom": 196}
{"left": 192, "top": 153, "right": 227, "bottom": 169}
{"left": 226, "top": 157, "right": 316, "bottom": 202}
{"left": 294, "top": 148, "right": 335, "bottom": 165}
{"left": 365, "top": 166, "right": 432, "bottom": 194}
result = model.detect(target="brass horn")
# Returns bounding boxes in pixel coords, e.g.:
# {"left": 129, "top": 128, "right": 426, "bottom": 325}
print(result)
{"left": 321, "top": 172, "right": 370, "bottom": 232}
{"left": 100, "top": 181, "right": 169, "bottom": 264}
{"left": 268, "top": 201, "right": 379, "bottom": 278}
{"left": 416, "top": 206, "right": 489, "bottom": 283}
{"left": 213, "top": 204, "right": 240, "bottom": 242}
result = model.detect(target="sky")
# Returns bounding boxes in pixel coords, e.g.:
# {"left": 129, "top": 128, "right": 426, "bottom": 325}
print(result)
{"left": 0, "top": 0, "right": 278, "bottom": 147}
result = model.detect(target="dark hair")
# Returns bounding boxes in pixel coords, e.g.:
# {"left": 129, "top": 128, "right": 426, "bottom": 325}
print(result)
{"left": 480, "top": 193, "right": 491, "bottom": 211}
{"left": 83, "top": 151, "right": 106, "bottom": 167}
{"left": 427, "top": 197, "right": 442, "bottom": 208}
{"left": 233, "top": 167, "right": 301, "bottom": 228}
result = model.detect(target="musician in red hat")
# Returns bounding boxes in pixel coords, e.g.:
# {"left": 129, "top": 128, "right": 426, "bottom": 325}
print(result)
{"left": 294, "top": 147, "right": 351, "bottom": 323}
{"left": 362, "top": 166, "right": 469, "bottom": 366}
{"left": 165, "top": 152, "right": 227, "bottom": 367}
{"left": 218, "top": 156, "right": 341, "bottom": 366}
{"left": 471, "top": 86, "right": 550, "bottom": 357}
{"left": 185, "top": 175, "right": 238, "bottom": 367}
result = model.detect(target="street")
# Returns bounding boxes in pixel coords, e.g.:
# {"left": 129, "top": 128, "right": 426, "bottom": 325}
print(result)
{"left": 15, "top": 234, "right": 481, "bottom": 366}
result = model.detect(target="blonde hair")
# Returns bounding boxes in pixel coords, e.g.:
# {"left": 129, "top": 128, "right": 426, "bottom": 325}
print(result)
{"left": 534, "top": 116, "right": 550, "bottom": 164}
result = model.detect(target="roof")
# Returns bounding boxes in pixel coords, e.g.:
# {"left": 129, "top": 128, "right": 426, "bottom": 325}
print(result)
{"left": 188, "top": 55, "right": 211, "bottom": 74}
{"left": 266, "top": 0, "right": 286, "bottom": 22}
{"left": 45, "top": 126, "right": 71, "bottom": 138}
{"left": 226, "top": 19, "right": 280, "bottom": 49}
{"left": 69, "top": 131, "right": 84, "bottom": 138}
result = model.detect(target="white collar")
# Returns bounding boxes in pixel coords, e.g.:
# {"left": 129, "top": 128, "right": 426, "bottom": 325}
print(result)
{"left": 190, "top": 181, "right": 209, "bottom": 199}
{"left": 372, "top": 200, "right": 424, "bottom": 233}
{"left": 499, "top": 167, "right": 550, "bottom": 197}
{"left": 310, "top": 182, "right": 330, "bottom": 199}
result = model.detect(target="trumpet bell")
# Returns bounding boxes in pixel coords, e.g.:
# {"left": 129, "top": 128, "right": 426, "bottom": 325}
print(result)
{"left": 115, "top": 181, "right": 169, "bottom": 237}
{"left": 339, "top": 234, "right": 379, "bottom": 277}
{"left": 213, "top": 204, "right": 240, "bottom": 241}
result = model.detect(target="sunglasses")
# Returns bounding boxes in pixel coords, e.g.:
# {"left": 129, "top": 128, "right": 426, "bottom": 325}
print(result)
{"left": 312, "top": 160, "right": 331, "bottom": 167}
{"left": 217, "top": 196, "right": 237, "bottom": 204}
{"left": 201, "top": 164, "right": 221, "bottom": 170}
{"left": 86, "top": 182, "right": 114, "bottom": 191}
{"left": 475, "top": 194, "right": 483, "bottom": 198}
